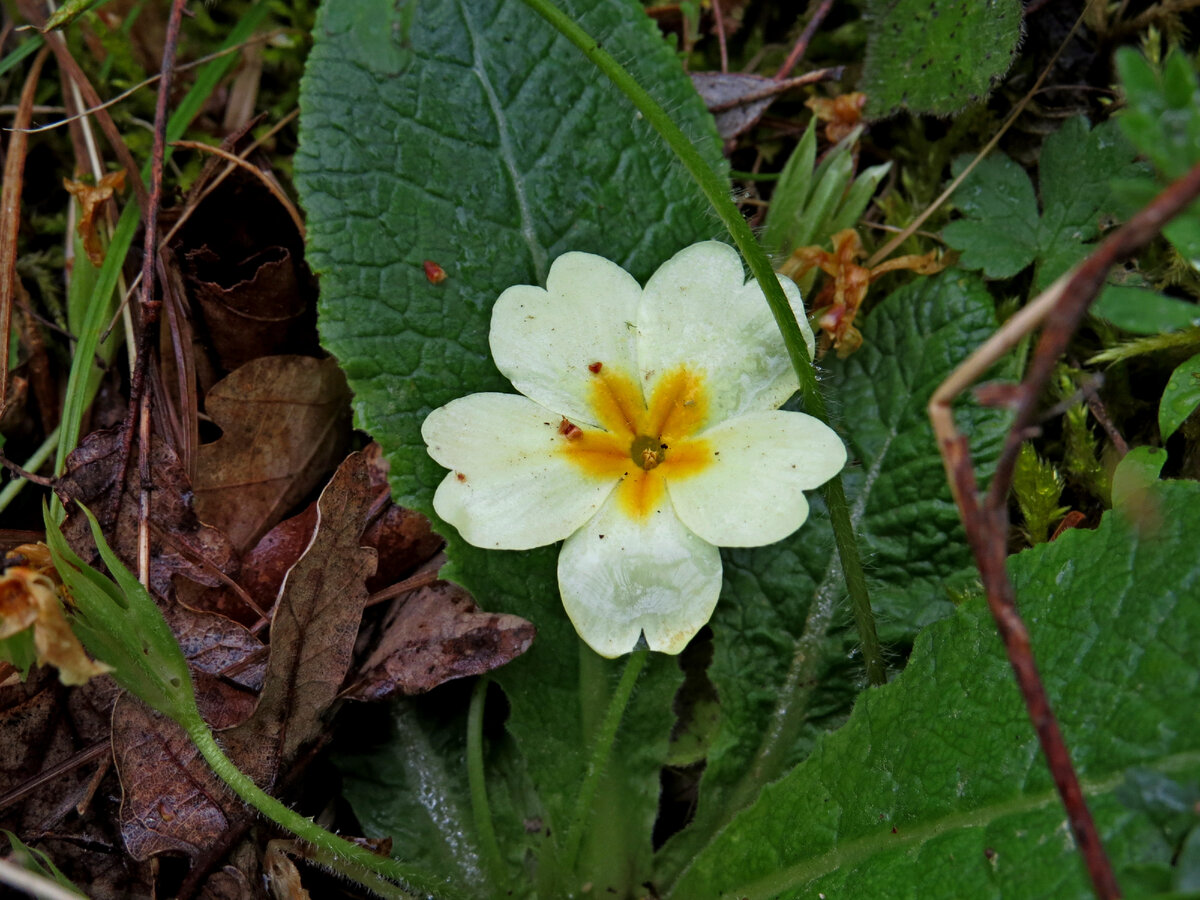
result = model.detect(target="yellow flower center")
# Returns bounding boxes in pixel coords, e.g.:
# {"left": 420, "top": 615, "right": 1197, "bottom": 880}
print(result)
{"left": 561, "top": 363, "right": 712, "bottom": 520}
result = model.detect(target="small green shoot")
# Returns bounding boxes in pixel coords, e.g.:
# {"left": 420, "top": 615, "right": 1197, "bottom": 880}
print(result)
{"left": 1013, "top": 443, "right": 1069, "bottom": 544}
{"left": 762, "top": 120, "right": 891, "bottom": 272}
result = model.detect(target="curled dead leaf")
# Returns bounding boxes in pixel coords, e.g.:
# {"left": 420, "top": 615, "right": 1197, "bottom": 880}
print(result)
{"left": 63, "top": 170, "right": 126, "bottom": 267}
{"left": 222, "top": 451, "right": 376, "bottom": 779}
{"left": 349, "top": 580, "right": 535, "bottom": 700}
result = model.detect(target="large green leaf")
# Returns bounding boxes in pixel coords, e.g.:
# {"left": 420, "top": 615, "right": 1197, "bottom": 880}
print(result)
{"left": 672, "top": 475, "right": 1200, "bottom": 899}
{"left": 860, "top": 0, "right": 1022, "bottom": 118}
{"left": 655, "top": 271, "right": 1013, "bottom": 888}
{"left": 296, "top": 0, "right": 724, "bottom": 893}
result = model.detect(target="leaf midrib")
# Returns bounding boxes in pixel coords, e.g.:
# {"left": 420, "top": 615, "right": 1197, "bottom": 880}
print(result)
{"left": 459, "top": 1, "right": 549, "bottom": 285}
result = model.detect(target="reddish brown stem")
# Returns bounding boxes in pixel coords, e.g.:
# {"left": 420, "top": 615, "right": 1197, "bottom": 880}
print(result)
{"left": 933, "top": 160, "right": 1200, "bottom": 900}
{"left": 774, "top": 0, "right": 835, "bottom": 81}
{"left": 122, "top": 0, "right": 190, "bottom": 586}
{"left": 986, "top": 160, "right": 1200, "bottom": 512}
{"left": 711, "top": 0, "right": 729, "bottom": 73}
{"left": 0, "top": 46, "right": 50, "bottom": 423}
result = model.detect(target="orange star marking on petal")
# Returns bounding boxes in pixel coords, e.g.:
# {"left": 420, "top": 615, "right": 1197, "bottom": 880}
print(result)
{"left": 561, "top": 365, "right": 712, "bottom": 520}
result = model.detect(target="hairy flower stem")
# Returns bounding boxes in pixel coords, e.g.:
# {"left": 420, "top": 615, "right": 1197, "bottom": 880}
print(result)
{"left": 562, "top": 649, "right": 649, "bottom": 877}
{"left": 179, "top": 710, "right": 442, "bottom": 900}
{"left": 467, "top": 677, "right": 508, "bottom": 892}
{"left": 518, "top": 0, "right": 885, "bottom": 686}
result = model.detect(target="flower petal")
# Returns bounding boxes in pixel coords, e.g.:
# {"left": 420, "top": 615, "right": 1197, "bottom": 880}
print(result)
{"left": 637, "top": 241, "right": 815, "bottom": 421}
{"left": 490, "top": 252, "right": 643, "bottom": 425}
{"left": 667, "top": 410, "right": 846, "bottom": 547}
{"left": 422, "top": 393, "right": 616, "bottom": 550}
{"left": 558, "top": 490, "right": 722, "bottom": 657}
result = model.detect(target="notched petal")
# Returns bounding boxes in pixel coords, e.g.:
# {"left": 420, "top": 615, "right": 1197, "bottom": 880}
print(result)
{"left": 669, "top": 410, "right": 846, "bottom": 547}
{"left": 490, "top": 252, "right": 642, "bottom": 424}
{"left": 422, "top": 393, "right": 615, "bottom": 550}
{"left": 558, "top": 491, "right": 722, "bottom": 657}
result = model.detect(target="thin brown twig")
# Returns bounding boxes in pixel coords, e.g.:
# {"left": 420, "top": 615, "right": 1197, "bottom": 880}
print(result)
{"left": 707, "top": 67, "right": 844, "bottom": 113}
{"left": 0, "top": 449, "right": 55, "bottom": 486}
{"left": 170, "top": 140, "right": 306, "bottom": 237}
{"left": 711, "top": 0, "right": 729, "bottom": 73}
{"left": 774, "top": 0, "right": 835, "bottom": 81}
{"left": 124, "top": 0, "right": 190, "bottom": 589}
{"left": 0, "top": 46, "right": 50, "bottom": 424}
{"left": 1108, "top": 0, "right": 1200, "bottom": 39}
{"left": 365, "top": 552, "right": 446, "bottom": 608}
{"left": 930, "top": 160, "right": 1200, "bottom": 900}
{"left": 0, "top": 740, "right": 109, "bottom": 812}
{"left": 1083, "top": 386, "right": 1130, "bottom": 456}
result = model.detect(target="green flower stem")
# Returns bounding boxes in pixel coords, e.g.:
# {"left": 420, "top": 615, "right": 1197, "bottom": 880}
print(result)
{"left": 562, "top": 648, "right": 649, "bottom": 876}
{"left": 518, "top": 0, "right": 885, "bottom": 687}
{"left": 178, "top": 709, "right": 444, "bottom": 900}
{"left": 467, "top": 677, "right": 508, "bottom": 891}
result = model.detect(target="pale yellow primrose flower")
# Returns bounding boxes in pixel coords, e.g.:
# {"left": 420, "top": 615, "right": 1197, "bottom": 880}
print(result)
{"left": 421, "top": 242, "right": 846, "bottom": 658}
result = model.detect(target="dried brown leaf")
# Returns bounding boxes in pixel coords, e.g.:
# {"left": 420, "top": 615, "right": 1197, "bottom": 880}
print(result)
{"left": 193, "top": 355, "right": 351, "bottom": 554}
{"left": 110, "top": 609, "right": 267, "bottom": 859}
{"left": 112, "top": 692, "right": 248, "bottom": 861}
{"left": 690, "top": 72, "right": 777, "bottom": 140}
{"left": 55, "top": 427, "right": 237, "bottom": 599}
{"left": 223, "top": 451, "right": 376, "bottom": 777}
{"left": 348, "top": 580, "right": 535, "bottom": 700}
{"left": 0, "top": 668, "right": 115, "bottom": 835}
{"left": 185, "top": 245, "right": 314, "bottom": 372}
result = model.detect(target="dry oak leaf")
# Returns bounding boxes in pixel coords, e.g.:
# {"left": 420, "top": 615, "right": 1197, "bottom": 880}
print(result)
{"left": 194, "top": 354, "right": 351, "bottom": 555}
{"left": 113, "top": 691, "right": 251, "bottom": 861}
{"left": 112, "top": 608, "right": 269, "bottom": 859}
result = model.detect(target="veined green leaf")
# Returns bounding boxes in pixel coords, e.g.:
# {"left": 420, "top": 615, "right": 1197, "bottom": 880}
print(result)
{"left": 674, "top": 475, "right": 1200, "bottom": 899}
{"left": 656, "top": 270, "right": 1014, "bottom": 888}
{"left": 296, "top": 0, "right": 723, "bottom": 893}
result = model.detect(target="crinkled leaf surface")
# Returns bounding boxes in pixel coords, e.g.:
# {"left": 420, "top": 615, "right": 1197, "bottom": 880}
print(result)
{"left": 656, "top": 270, "right": 1013, "bottom": 885}
{"left": 296, "top": 0, "right": 723, "bottom": 892}
{"left": 860, "top": 0, "right": 1022, "bottom": 117}
{"left": 943, "top": 117, "right": 1139, "bottom": 290}
{"left": 673, "top": 477, "right": 1200, "bottom": 899}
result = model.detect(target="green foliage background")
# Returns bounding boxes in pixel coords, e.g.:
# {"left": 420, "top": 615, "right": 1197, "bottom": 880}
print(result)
{"left": 295, "top": 1, "right": 1200, "bottom": 897}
